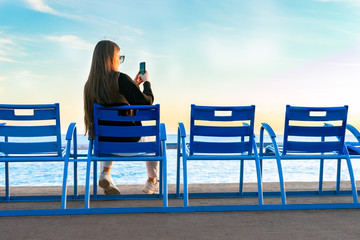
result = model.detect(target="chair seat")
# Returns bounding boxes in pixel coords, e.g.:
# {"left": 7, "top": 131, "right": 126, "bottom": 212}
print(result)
{"left": 91, "top": 154, "right": 163, "bottom": 161}
{"left": 187, "top": 154, "right": 258, "bottom": 160}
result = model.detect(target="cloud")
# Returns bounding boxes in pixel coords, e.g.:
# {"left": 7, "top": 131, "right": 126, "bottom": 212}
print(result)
{"left": 0, "top": 38, "right": 15, "bottom": 45}
{"left": 0, "top": 56, "right": 17, "bottom": 63}
{"left": 24, "top": 0, "right": 60, "bottom": 15}
{"left": 23, "top": 0, "right": 82, "bottom": 20}
{"left": 0, "top": 36, "right": 17, "bottom": 62}
{"left": 46, "top": 35, "right": 93, "bottom": 50}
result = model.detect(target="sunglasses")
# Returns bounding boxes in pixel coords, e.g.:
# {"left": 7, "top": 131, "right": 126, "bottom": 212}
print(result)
{"left": 119, "top": 55, "right": 125, "bottom": 63}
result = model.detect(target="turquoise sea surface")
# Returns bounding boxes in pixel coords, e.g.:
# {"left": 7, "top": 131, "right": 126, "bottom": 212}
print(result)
{"left": 1, "top": 134, "right": 360, "bottom": 186}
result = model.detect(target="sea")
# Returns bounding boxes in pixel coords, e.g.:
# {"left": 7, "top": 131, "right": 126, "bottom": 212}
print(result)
{"left": 1, "top": 134, "right": 360, "bottom": 186}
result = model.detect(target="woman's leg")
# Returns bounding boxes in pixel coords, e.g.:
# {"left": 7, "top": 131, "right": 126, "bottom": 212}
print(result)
{"left": 100, "top": 161, "right": 114, "bottom": 173}
{"left": 99, "top": 161, "right": 120, "bottom": 194}
{"left": 141, "top": 136, "right": 159, "bottom": 194}
{"left": 146, "top": 161, "right": 159, "bottom": 181}
{"left": 143, "top": 161, "right": 159, "bottom": 194}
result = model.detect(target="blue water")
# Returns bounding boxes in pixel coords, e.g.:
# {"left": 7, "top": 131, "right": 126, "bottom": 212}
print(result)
{"left": 1, "top": 134, "right": 360, "bottom": 186}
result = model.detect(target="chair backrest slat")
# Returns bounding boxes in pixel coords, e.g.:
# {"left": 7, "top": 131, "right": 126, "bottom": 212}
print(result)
{"left": 190, "top": 105, "right": 255, "bottom": 155}
{"left": 0, "top": 109, "right": 57, "bottom": 121}
{"left": 97, "top": 125, "right": 157, "bottom": 138}
{"left": 97, "top": 108, "right": 157, "bottom": 122}
{"left": 287, "top": 106, "right": 348, "bottom": 121}
{"left": 283, "top": 105, "right": 348, "bottom": 155}
{"left": 193, "top": 141, "right": 251, "bottom": 154}
{"left": 93, "top": 104, "right": 160, "bottom": 156}
{"left": 0, "top": 104, "right": 62, "bottom": 156}
{"left": 287, "top": 126, "right": 343, "bottom": 137}
{"left": 286, "top": 141, "right": 342, "bottom": 153}
{"left": 97, "top": 142, "right": 156, "bottom": 154}
{"left": 193, "top": 126, "right": 251, "bottom": 137}
{"left": 0, "top": 125, "right": 58, "bottom": 137}
{"left": 0, "top": 142, "right": 59, "bottom": 154}
{"left": 193, "top": 107, "right": 254, "bottom": 121}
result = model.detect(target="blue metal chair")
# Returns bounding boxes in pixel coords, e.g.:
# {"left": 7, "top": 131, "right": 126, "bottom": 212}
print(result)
{"left": 77, "top": 104, "right": 168, "bottom": 209}
{"left": 260, "top": 105, "right": 358, "bottom": 207}
{"left": 0, "top": 103, "right": 77, "bottom": 204}
{"left": 177, "top": 105, "right": 263, "bottom": 207}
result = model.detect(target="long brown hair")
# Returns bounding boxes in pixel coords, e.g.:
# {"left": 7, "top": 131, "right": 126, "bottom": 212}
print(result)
{"left": 84, "top": 40, "right": 128, "bottom": 138}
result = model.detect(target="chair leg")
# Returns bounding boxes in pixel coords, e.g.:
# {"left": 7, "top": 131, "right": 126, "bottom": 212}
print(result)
{"left": 85, "top": 159, "right": 92, "bottom": 209}
{"left": 74, "top": 161, "right": 78, "bottom": 199}
{"left": 183, "top": 157, "right": 189, "bottom": 207}
{"left": 159, "top": 160, "right": 163, "bottom": 195}
{"left": 93, "top": 161, "right": 97, "bottom": 198}
{"left": 275, "top": 156, "right": 286, "bottom": 205}
{"left": 72, "top": 133, "right": 78, "bottom": 199}
{"left": 61, "top": 159, "right": 69, "bottom": 209}
{"left": 254, "top": 158, "right": 264, "bottom": 205}
{"left": 319, "top": 159, "right": 324, "bottom": 193}
{"left": 5, "top": 162, "right": 10, "bottom": 201}
{"left": 345, "top": 156, "right": 358, "bottom": 203}
{"left": 176, "top": 147, "right": 181, "bottom": 198}
{"left": 176, "top": 133, "right": 182, "bottom": 198}
{"left": 253, "top": 140, "right": 264, "bottom": 205}
{"left": 336, "top": 159, "right": 341, "bottom": 193}
{"left": 163, "top": 158, "right": 168, "bottom": 207}
{"left": 239, "top": 160, "right": 244, "bottom": 196}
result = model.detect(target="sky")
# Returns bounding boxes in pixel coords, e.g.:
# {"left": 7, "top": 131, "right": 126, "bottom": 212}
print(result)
{"left": 0, "top": 0, "right": 360, "bottom": 134}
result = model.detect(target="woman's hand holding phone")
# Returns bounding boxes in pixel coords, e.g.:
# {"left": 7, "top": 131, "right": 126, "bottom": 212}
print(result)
{"left": 134, "top": 71, "right": 149, "bottom": 87}
{"left": 140, "top": 71, "right": 149, "bottom": 82}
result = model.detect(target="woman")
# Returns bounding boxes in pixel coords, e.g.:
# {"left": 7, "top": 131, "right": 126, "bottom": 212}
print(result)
{"left": 84, "top": 40, "right": 158, "bottom": 195}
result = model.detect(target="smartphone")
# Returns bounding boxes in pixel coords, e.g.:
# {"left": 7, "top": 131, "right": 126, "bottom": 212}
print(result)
{"left": 140, "top": 62, "right": 146, "bottom": 75}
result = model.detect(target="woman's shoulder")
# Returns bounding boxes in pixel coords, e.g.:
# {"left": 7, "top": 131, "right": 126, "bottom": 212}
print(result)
{"left": 118, "top": 72, "right": 137, "bottom": 88}
{"left": 119, "top": 72, "right": 132, "bottom": 82}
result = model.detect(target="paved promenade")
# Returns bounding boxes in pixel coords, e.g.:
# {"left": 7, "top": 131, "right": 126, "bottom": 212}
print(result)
{"left": 1, "top": 182, "right": 360, "bottom": 239}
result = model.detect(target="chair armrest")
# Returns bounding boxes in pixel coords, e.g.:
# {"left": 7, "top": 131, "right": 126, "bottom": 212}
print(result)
{"left": 65, "top": 123, "right": 77, "bottom": 140}
{"left": 160, "top": 123, "right": 167, "bottom": 141}
{"left": 178, "top": 122, "right": 189, "bottom": 156}
{"left": 346, "top": 124, "right": 360, "bottom": 142}
{"left": 260, "top": 123, "right": 280, "bottom": 157}
{"left": 261, "top": 123, "right": 276, "bottom": 139}
{"left": 64, "top": 123, "right": 77, "bottom": 158}
{"left": 178, "top": 122, "right": 186, "bottom": 138}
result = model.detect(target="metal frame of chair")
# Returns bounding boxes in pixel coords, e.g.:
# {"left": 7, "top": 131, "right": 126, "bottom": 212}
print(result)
{"left": 0, "top": 103, "right": 77, "bottom": 205}
{"left": 176, "top": 105, "right": 263, "bottom": 207}
{"left": 64, "top": 104, "right": 168, "bottom": 210}
{"left": 260, "top": 105, "right": 359, "bottom": 208}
